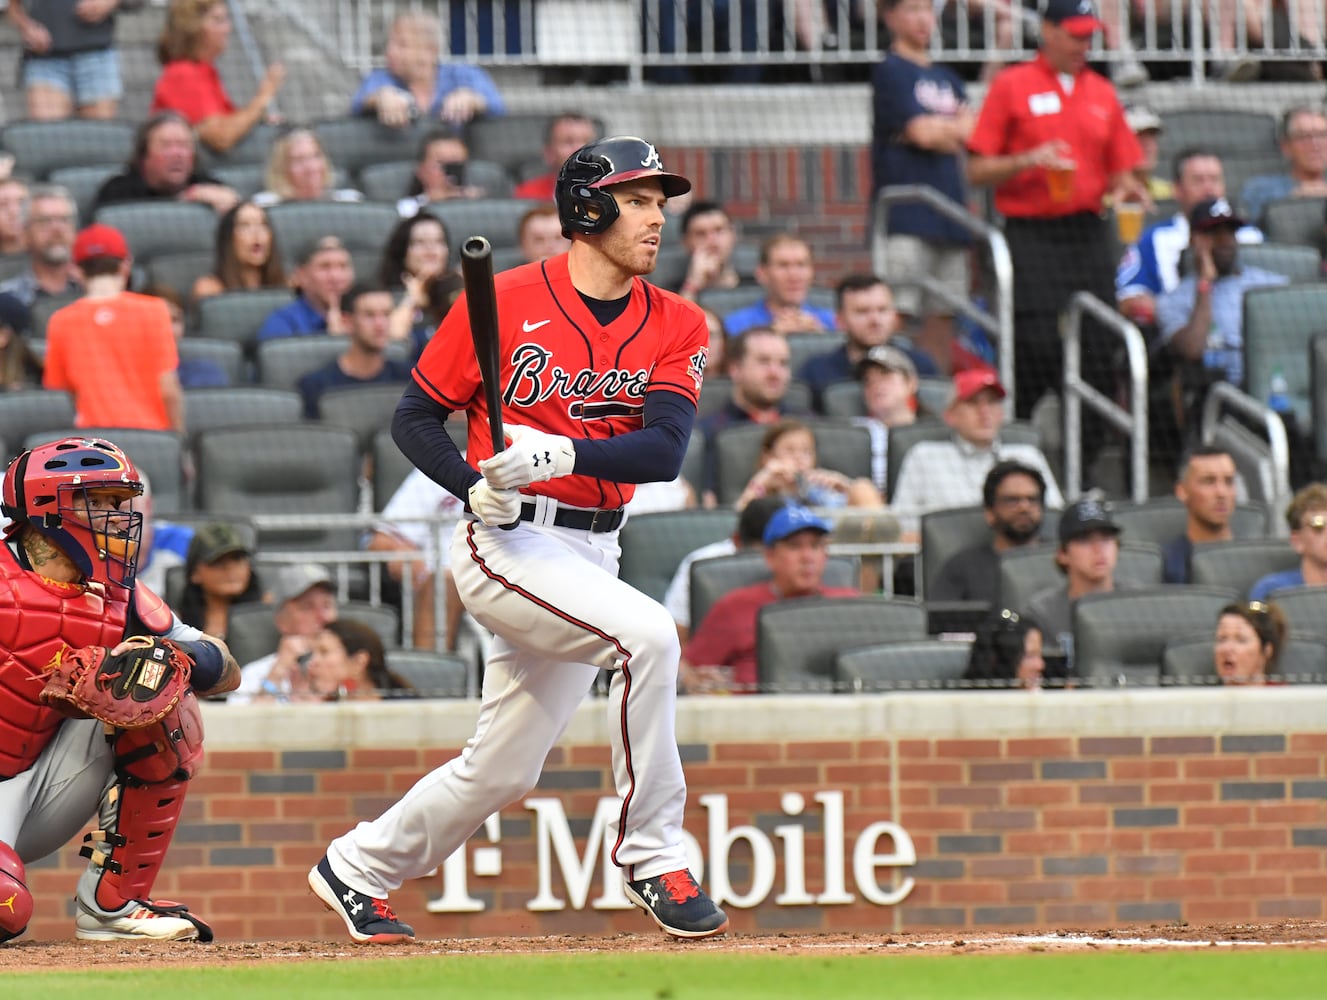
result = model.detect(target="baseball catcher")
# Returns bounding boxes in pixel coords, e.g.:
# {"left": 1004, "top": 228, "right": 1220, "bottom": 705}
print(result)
{"left": 0, "top": 437, "right": 241, "bottom": 942}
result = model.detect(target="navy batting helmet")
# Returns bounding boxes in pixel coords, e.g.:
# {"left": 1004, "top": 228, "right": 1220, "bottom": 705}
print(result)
{"left": 555, "top": 136, "right": 692, "bottom": 238}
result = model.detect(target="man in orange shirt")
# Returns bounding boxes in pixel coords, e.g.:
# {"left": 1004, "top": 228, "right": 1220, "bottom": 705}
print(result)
{"left": 967, "top": 0, "right": 1147, "bottom": 474}
{"left": 43, "top": 224, "right": 183, "bottom": 434}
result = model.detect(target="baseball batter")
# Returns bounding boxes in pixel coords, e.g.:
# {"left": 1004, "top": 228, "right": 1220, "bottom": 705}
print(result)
{"left": 0, "top": 437, "right": 241, "bottom": 943}
{"left": 309, "top": 136, "right": 728, "bottom": 942}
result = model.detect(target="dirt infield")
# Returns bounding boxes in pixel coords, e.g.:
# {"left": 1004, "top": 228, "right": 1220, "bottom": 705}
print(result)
{"left": 2, "top": 920, "right": 1325, "bottom": 971}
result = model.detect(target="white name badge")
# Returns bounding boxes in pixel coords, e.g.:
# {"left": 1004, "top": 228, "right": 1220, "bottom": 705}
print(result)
{"left": 1028, "top": 91, "right": 1062, "bottom": 116}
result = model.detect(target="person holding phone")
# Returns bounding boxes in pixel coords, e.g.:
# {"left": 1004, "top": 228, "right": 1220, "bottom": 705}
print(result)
{"left": 396, "top": 128, "right": 484, "bottom": 218}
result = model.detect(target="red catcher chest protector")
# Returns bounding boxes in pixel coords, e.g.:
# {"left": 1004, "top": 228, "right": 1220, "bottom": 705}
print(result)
{"left": 0, "top": 542, "right": 128, "bottom": 778}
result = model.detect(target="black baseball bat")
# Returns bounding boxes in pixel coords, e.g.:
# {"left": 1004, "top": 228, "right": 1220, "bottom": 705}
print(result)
{"left": 460, "top": 236, "right": 518, "bottom": 529}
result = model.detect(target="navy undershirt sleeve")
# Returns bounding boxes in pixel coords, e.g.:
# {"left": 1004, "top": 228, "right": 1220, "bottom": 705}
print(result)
{"left": 391, "top": 382, "right": 481, "bottom": 502}
{"left": 570, "top": 390, "right": 696, "bottom": 484}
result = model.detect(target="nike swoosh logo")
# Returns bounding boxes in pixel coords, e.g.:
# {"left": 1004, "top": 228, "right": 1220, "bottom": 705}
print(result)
{"left": 523, "top": 319, "right": 551, "bottom": 333}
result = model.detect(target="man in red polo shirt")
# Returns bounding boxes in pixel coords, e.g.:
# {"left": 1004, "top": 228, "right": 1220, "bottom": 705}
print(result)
{"left": 680, "top": 504, "right": 858, "bottom": 694}
{"left": 967, "top": 0, "right": 1146, "bottom": 475}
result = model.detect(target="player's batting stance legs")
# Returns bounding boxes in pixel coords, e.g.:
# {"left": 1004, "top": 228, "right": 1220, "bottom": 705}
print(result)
{"left": 310, "top": 135, "right": 728, "bottom": 942}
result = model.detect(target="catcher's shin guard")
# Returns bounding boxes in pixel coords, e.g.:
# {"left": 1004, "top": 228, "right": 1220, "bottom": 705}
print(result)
{"left": 79, "top": 692, "right": 212, "bottom": 940}
{"left": 0, "top": 840, "right": 34, "bottom": 943}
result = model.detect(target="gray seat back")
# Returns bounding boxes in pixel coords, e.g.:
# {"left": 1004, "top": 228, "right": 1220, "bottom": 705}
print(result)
{"left": 836, "top": 638, "right": 973, "bottom": 691}
{"left": 384, "top": 649, "right": 471, "bottom": 698}
{"left": 1074, "top": 585, "right": 1238, "bottom": 688}
{"left": 1188, "top": 539, "right": 1300, "bottom": 597}
{"left": 618, "top": 508, "right": 737, "bottom": 604}
{"left": 756, "top": 595, "right": 928, "bottom": 694}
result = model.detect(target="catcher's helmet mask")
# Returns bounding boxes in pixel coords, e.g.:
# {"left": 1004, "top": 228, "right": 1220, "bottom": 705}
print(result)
{"left": 2, "top": 438, "right": 144, "bottom": 589}
{"left": 556, "top": 136, "right": 692, "bottom": 238}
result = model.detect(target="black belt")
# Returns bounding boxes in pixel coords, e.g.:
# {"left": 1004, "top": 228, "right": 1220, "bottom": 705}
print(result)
{"left": 520, "top": 502, "right": 625, "bottom": 533}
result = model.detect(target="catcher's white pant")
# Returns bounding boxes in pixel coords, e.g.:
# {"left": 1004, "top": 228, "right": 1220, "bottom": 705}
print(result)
{"left": 328, "top": 513, "right": 689, "bottom": 898}
{"left": 0, "top": 717, "right": 111, "bottom": 861}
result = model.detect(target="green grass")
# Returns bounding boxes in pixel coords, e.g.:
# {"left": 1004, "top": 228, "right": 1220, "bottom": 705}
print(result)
{"left": 6, "top": 950, "right": 1323, "bottom": 1000}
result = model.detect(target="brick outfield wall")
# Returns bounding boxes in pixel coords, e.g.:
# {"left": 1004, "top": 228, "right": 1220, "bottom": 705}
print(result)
{"left": 17, "top": 703, "right": 1327, "bottom": 942}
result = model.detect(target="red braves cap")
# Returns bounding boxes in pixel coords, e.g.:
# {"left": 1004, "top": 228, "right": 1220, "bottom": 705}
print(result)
{"left": 1043, "top": 0, "right": 1103, "bottom": 35}
{"left": 952, "top": 368, "right": 1007, "bottom": 403}
{"left": 72, "top": 223, "right": 129, "bottom": 264}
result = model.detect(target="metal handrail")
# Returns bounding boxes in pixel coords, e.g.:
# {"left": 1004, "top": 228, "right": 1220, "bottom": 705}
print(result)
{"left": 1062, "top": 292, "right": 1149, "bottom": 503}
{"left": 1199, "top": 381, "right": 1292, "bottom": 517}
{"left": 871, "top": 184, "right": 1015, "bottom": 413}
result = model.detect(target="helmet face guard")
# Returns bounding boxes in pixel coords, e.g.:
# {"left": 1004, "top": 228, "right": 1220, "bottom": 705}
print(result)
{"left": 555, "top": 136, "right": 692, "bottom": 238}
{"left": 2, "top": 438, "right": 144, "bottom": 589}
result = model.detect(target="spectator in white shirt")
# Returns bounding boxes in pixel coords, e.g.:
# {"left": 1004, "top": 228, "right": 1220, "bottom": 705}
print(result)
{"left": 890, "top": 368, "right": 1062, "bottom": 539}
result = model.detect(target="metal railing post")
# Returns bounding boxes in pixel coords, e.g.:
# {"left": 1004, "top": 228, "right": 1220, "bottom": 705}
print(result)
{"left": 873, "top": 184, "right": 1015, "bottom": 415}
{"left": 1062, "top": 292, "right": 1149, "bottom": 502}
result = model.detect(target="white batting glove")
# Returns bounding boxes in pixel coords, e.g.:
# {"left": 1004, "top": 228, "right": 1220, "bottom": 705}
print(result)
{"left": 478, "top": 424, "right": 577, "bottom": 489}
{"left": 467, "top": 479, "right": 522, "bottom": 527}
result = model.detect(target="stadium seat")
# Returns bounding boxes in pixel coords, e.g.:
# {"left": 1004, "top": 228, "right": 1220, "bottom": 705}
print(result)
{"left": 1155, "top": 109, "right": 1278, "bottom": 164}
{"left": 688, "top": 550, "right": 859, "bottom": 635}
{"left": 312, "top": 118, "right": 425, "bottom": 182}
{"left": 492, "top": 246, "right": 527, "bottom": 272}
{"left": 209, "top": 163, "right": 266, "bottom": 199}
{"left": 384, "top": 649, "right": 471, "bottom": 698}
{"left": 467, "top": 113, "right": 604, "bottom": 174}
{"left": 426, "top": 198, "right": 545, "bottom": 260}
{"left": 696, "top": 376, "right": 733, "bottom": 422}
{"left": 195, "top": 123, "right": 282, "bottom": 170}
{"left": 822, "top": 380, "right": 866, "bottom": 418}
{"left": 679, "top": 428, "right": 705, "bottom": 493}
{"left": 998, "top": 541, "right": 1164, "bottom": 617}
{"left": 917, "top": 506, "right": 990, "bottom": 600}
{"left": 28, "top": 292, "right": 79, "bottom": 338}
{"left": 1261, "top": 196, "right": 1327, "bottom": 248}
{"left": 93, "top": 201, "right": 218, "bottom": 262}
{"left": 709, "top": 414, "right": 865, "bottom": 505}
{"left": 1238, "top": 242, "right": 1322, "bottom": 283}
{"left": 785, "top": 332, "right": 845, "bottom": 375}
{"left": 1072, "top": 585, "right": 1237, "bottom": 688}
{"left": 26, "top": 427, "right": 187, "bottom": 514}
{"left": 266, "top": 201, "right": 399, "bottom": 269}
{"left": 183, "top": 387, "right": 303, "bottom": 444}
{"left": 340, "top": 600, "right": 402, "bottom": 648}
{"left": 1188, "top": 539, "right": 1299, "bottom": 598}
{"left": 465, "top": 159, "right": 516, "bottom": 199}
{"left": 1, "top": 119, "right": 135, "bottom": 180}
{"left": 1242, "top": 284, "right": 1327, "bottom": 428}
{"left": 48, "top": 163, "right": 120, "bottom": 225}
{"left": 146, "top": 250, "right": 216, "bottom": 303}
{"left": 255, "top": 336, "right": 410, "bottom": 391}
{"left": 177, "top": 337, "right": 246, "bottom": 386}
{"left": 756, "top": 595, "right": 928, "bottom": 694}
{"left": 357, "top": 160, "right": 415, "bottom": 205}
{"left": 1164, "top": 630, "right": 1327, "bottom": 686}
{"left": 1261, "top": 584, "right": 1327, "bottom": 627}
{"left": 197, "top": 289, "right": 300, "bottom": 355}
{"left": 0, "top": 391, "right": 75, "bottom": 460}
{"left": 225, "top": 602, "right": 282, "bottom": 666}
{"left": 0, "top": 252, "right": 27, "bottom": 284}
{"left": 617, "top": 507, "right": 737, "bottom": 603}
{"left": 194, "top": 423, "right": 361, "bottom": 550}
{"left": 699, "top": 286, "right": 763, "bottom": 319}
{"left": 1107, "top": 497, "right": 1269, "bottom": 546}
{"left": 317, "top": 382, "right": 411, "bottom": 454}
{"left": 835, "top": 638, "right": 973, "bottom": 691}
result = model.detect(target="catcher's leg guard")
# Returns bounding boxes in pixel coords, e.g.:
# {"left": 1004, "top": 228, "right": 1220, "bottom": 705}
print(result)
{"left": 75, "top": 692, "right": 213, "bottom": 942}
{"left": 0, "top": 840, "right": 33, "bottom": 944}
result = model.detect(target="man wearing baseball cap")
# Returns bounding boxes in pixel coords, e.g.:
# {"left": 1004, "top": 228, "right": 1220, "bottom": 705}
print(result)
{"left": 1023, "top": 498, "right": 1143, "bottom": 665}
{"left": 229, "top": 563, "right": 339, "bottom": 704}
{"left": 679, "top": 503, "right": 858, "bottom": 694}
{"left": 855, "top": 344, "right": 921, "bottom": 493}
{"left": 1155, "top": 197, "right": 1289, "bottom": 392}
{"left": 41, "top": 223, "right": 183, "bottom": 433}
{"left": 891, "top": 368, "right": 1063, "bottom": 539}
{"left": 966, "top": 0, "right": 1146, "bottom": 472}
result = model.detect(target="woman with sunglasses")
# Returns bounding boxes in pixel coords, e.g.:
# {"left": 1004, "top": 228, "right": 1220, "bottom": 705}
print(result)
{"left": 1249, "top": 483, "right": 1327, "bottom": 601}
{"left": 963, "top": 609, "right": 1047, "bottom": 690}
{"left": 1214, "top": 601, "right": 1287, "bottom": 686}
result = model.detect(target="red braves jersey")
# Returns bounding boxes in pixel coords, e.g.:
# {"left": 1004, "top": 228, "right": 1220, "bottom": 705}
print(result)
{"left": 412, "top": 253, "right": 709, "bottom": 509}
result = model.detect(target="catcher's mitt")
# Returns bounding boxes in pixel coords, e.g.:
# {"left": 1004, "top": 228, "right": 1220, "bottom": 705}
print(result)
{"left": 40, "top": 636, "right": 192, "bottom": 729}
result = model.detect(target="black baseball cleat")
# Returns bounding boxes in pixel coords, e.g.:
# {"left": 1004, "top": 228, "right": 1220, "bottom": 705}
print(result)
{"left": 625, "top": 869, "right": 729, "bottom": 939}
{"left": 308, "top": 856, "right": 415, "bottom": 944}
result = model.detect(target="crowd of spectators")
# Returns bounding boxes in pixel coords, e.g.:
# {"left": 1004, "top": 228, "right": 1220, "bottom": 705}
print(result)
{"left": 0, "top": 0, "right": 1324, "bottom": 697}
